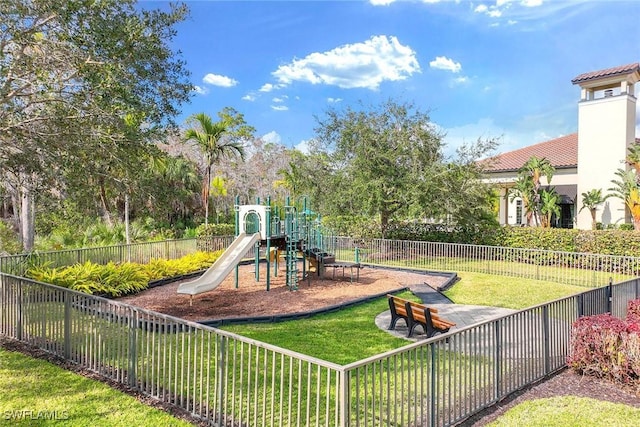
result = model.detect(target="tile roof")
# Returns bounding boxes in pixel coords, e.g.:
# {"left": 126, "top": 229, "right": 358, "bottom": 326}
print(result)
{"left": 571, "top": 63, "right": 640, "bottom": 84}
{"left": 481, "top": 133, "right": 578, "bottom": 173}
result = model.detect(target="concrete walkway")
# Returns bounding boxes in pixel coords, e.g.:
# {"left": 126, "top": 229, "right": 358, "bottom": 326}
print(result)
{"left": 376, "top": 282, "right": 516, "bottom": 341}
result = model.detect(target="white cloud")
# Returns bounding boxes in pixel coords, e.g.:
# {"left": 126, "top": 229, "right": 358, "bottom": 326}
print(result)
{"left": 475, "top": 0, "right": 544, "bottom": 22}
{"left": 452, "top": 76, "right": 470, "bottom": 85}
{"left": 193, "top": 85, "right": 209, "bottom": 95}
{"left": 327, "top": 97, "right": 343, "bottom": 103}
{"left": 429, "top": 56, "right": 462, "bottom": 73}
{"left": 260, "top": 83, "right": 275, "bottom": 92}
{"left": 271, "top": 35, "right": 420, "bottom": 90}
{"left": 272, "top": 96, "right": 288, "bottom": 103}
{"left": 242, "top": 93, "right": 257, "bottom": 101}
{"left": 262, "top": 131, "right": 282, "bottom": 145}
{"left": 202, "top": 73, "right": 238, "bottom": 87}
{"left": 271, "top": 105, "right": 289, "bottom": 111}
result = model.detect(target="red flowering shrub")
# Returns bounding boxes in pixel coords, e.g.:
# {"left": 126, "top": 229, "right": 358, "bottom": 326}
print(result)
{"left": 568, "top": 314, "right": 628, "bottom": 381}
{"left": 627, "top": 299, "right": 640, "bottom": 323}
{"left": 568, "top": 313, "right": 640, "bottom": 388}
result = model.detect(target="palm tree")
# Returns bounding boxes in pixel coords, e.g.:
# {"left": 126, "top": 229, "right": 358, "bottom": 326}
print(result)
{"left": 626, "top": 144, "right": 640, "bottom": 176}
{"left": 608, "top": 168, "right": 640, "bottom": 231}
{"left": 539, "top": 188, "right": 561, "bottom": 228}
{"left": 184, "top": 112, "right": 246, "bottom": 225}
{"left": 520, "top": 156, "right": 555, "bottom": 226}
{"left": 579, "top": 188, "right": 605, "bottom": 230}
{"left": 509, "top": 177, "right": 535, "bottom": 226}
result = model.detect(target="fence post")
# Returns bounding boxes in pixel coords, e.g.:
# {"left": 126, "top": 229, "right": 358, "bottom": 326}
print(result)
{"left": 16, "top": 281, "right": 23, "bottom": 341}
{"left": 430, "top": 343, "right": 437, "bottom": 427}
{"left": 64, "top": 291, "right": 71, "bottom": 359}
{"left": 128, "top": 309, "right": 138, "bottom": 389}
{"left": 577, "top": 294, "right": 584, "bottom": 318}
{"left": 494, "top": 321, "right": 502, "bottom": 400}
{"left": 607, "top": 277, "right": 613, "bottom": 314}
{"left": 339, "top": 368, "right": 349, "bottom": 427}
{"left": 543, "top": 306, "right": 550, "bottom": 374}
{"left": 216, "top": 335, "right": 227, "bottom": 426}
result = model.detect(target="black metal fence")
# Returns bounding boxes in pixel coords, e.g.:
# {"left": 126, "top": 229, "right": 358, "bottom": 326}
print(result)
{"left": 1, "top": 238, "right": 639, "bottom": 426}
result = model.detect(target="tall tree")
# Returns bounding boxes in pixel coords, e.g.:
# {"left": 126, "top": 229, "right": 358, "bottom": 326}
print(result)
{"left": 314, "top": 99, "right": 444, "bottom": 237}
{"left": 517, "top": 156, "right": 555, "bottom": 226}
{"left": 0, "top": 0, "right": 192, "bottom": 250}
{"left": 579, "top": 188, "right": 605, "bottom": 230}
{"left": 183, "top": 110, "right": 254, "bottom": 225}
{"left": 433, "top": 138, "right": 500, "bottom": 231}
{"left": 539, "top": 188, "right": 561, "bottom": 228}
{"left": 608, "top": 169, "right": 640, "bottom": 231}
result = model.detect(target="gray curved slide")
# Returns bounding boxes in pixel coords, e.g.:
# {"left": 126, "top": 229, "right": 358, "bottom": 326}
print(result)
{"left": 177, "top": 233, "right": 261, "bottom": 296}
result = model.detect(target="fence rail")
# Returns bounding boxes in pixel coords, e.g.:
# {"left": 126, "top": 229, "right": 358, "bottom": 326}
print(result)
{"left": 0, "top": 274, "right": 343, "bottom": 426}
{"left": 328, "top": 237, "right": 640, "bottom": 287}
{"left": 0, "top": 238, "right": 241, "bottom": 276}
{"left": 2, "top": 238, "right": 640, "bottom": 426}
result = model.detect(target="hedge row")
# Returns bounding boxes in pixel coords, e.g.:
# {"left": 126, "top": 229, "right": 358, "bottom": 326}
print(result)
{"left": 197, "top": 219, "right": 640, "bottom": 256}
{"left": 26, "top": 250, "right": 223, "bottom": 298}
{"left": 567, "top": 301, "right": 640, "bottom": 389}
{"left": 385, "top": 223, "right": 640, "bottom": 256}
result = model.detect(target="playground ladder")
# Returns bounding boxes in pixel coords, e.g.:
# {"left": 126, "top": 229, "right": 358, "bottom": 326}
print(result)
{"left": 285, "top": 205, "right": 299, "bottom": 290}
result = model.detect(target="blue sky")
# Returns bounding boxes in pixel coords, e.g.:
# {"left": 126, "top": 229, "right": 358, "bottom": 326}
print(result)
{"left": 146, "top": 0, "right": 640, "bottom": 156}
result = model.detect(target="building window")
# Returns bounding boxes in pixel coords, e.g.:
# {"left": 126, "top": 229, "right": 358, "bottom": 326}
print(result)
{"left": 516, "top": 200, "right": 523, "bottom": 225}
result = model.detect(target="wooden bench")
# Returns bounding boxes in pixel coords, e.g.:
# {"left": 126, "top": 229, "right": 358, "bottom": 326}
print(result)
{"left": 387, "top": 294, "right": 456, "bottom": 338}
{"left": 405, "top": 300, "right": 456, "bottom": 338}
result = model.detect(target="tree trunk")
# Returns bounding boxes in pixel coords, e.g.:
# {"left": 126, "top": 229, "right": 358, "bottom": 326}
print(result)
{"left": 380, "top": 210, "right": 390, "bottom": 239}
{"left": 590, "top": 209, "right": 597, "bottom": 230}
{"left": 203, "top": 166, "right": 211, "bottom": 226}
{"left": 124, "top": 194, "right": 130, "bottom": 244}
{"left": 98, "top": 179, "right": 113, "bottom": 226}
{"left": 634, "top": 216, "right": 640, "bottom": 232}
{"left": 19, "top": 184, "right": 35, "bottom": 252}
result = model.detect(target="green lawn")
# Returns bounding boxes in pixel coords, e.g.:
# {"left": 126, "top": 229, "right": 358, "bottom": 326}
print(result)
{"left": 222, "top": 272, "right": 586, "bottom": 361}
{"left": 488, "top": 396, "right": 640, "bottom": 427}
{"left": 221, "top": 290, "right": 417, "bottom": 364}
{"left": 0, "top": 346, "right": 194, "bottom": 426}
{"left": 444, "top": 271, "right": 588, "bottom": 309}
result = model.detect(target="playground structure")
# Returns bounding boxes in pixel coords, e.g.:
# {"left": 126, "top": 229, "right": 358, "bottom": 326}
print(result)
{"left": 177, "top": 196, "right": 360, "bottom": 303}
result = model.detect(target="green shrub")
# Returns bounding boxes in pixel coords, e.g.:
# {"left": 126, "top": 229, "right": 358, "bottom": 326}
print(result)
{"left": 567, "top": 313, "right": 640, "bottom": 387}
{"left": 26, "top": 251, "right": 223, "bottom": 298}
{"left": 384, "top": 221, "right": 501, "bottom": 245}
{"left": 489, "top": 227, "right": 640, "bottom": 257}
{"left": 196, "top": 223, "right": 235, "bottom": 237}
{"left": 321, "top": 215, "right": 381, "bottom": 239}
{"left": 497, "top": 227, "right": 578, "bottom": 252}
{"left": 0, "top": 220, "right": 21, "bottom": 254}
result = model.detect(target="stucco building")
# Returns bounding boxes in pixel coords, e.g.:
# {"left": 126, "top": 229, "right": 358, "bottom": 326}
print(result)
{"left": 483, "top": 63, "right": 640, "bottom": 230}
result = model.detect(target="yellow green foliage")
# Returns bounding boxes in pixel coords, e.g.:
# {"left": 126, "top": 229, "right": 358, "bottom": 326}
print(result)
{"left": 26, "top": 251, "right": 222, "bottom": 298}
